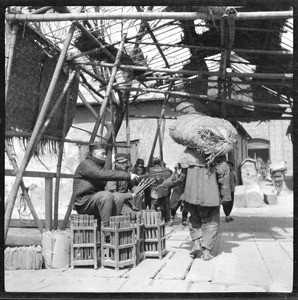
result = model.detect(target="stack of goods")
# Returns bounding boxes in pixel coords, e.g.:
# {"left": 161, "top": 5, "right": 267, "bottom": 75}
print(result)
{"left": 142, "top": 210, "right": 166, "bottom": 259}
{"left": 42, "top": 230, "right": 71, "bottom": 269}
{"left": 169, "top": 113, "right": 238, "bottom": 164}
{"left": 70, "top": 214, "right": 98, "bottom": 269}
{"left": 101, "top": 216, "right": 136, "bottom": 270}
{"left": 5, "top": 245, "right": 43, "bottom": 270}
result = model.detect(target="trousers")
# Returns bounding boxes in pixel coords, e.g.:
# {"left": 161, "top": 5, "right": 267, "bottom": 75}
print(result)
{"left": 185, "top": 203, "right": 220, "bottom": 251}
{"left": 223, "top": 192, "right": 234, "bottom": 216}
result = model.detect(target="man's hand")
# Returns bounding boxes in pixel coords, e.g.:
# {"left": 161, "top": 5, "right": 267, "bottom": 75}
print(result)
{"left": 130, "top": 173, "right": 139, "bottom": 181}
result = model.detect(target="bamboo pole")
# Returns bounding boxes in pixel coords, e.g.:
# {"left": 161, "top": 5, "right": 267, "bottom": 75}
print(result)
{"left": 118, "top": 86, "right": 292, "bottom": 109}
{"left": 78, "top": 90, "right": 99, "bottom": 119}
{"left": 136, "top": 6, "right": 170, "bottom": 69}
{"left": 6, "top": 10, "right": 293, "bottom": 22}
{"left": 4, "top": 23, "right": 77, "bottom": 242}
{"left": 28, "top": 6, "right": 54, "bottom": 14}
{"left": 80, "top": 61, "right": 293, "bottom": 80}
{"left": 79, "top": 65, "right": 106, "bottom": 85}
{"left": 89, "top": 33, "right": 127, "bottom": 143}
{"left": 5, "top": 23, "right": 18, "bottom": 103}
{"left": 53, "top": 88, "right": 71, "bottom": 230}
{"left": 5, "top": 141, "right": 44, "bottom": 233}
{"left": 145, "top": 83, "right": 173, "bottom": 172}
{"left": 126, "top": 41, "right": 293, "bottom": 56}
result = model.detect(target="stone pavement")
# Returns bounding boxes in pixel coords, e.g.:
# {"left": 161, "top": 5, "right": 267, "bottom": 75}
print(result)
{"left": 4, "top": 189, "right": 294, "bottom": 295}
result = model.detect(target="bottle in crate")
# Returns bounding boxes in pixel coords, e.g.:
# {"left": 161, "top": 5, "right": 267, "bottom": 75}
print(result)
{"left": 101, "top": 216, "right": 136, "bottom": 270}
{"left": 142, "top": 210, "right": 166, "bottom": 259}
{"left": 70, "top": 214, "right": 99, "bottom": 269}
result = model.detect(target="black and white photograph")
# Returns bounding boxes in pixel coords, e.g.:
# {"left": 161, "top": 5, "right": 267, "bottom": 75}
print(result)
{"left": 3, "top": 1, "right": 296, "bottom": 297}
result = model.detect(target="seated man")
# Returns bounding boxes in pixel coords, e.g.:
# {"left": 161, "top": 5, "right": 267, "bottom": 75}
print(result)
{"left": 71, "top": 143, "right": 139, "bottom": 230}
{"left": 105, "top": 152, "right": 140, "bottom": 218}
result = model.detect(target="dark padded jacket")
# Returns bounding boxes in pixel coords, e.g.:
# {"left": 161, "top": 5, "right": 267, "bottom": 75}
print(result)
{"left": 71, "top": 156, "right": 130, "bottom": 208}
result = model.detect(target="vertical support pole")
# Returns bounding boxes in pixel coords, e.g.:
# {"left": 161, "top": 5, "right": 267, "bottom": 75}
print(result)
{"left": 126, "top": 96, "right": 131, "bottom": 159}
{"left": 89, "top": 33, "right": 127, "bottom": 144}
{"left": 53, "top": 88, "right": 71, "bottom": 230}
{"left": 45, "top": 178, "right": 53, "bottom": 231}
{"left": 4, "top": 21, "right": 77, "bottom": 241}
{"left": 146, "top": 83, "right": 173, "bottom": 172}
{"left": 5, "top": 23, "right": 18, "bottom": 103}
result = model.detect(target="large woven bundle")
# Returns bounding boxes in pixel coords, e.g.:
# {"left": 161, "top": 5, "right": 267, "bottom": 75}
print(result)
{"left": 169, "top": 114, "right": 237, "bottom": 163}
{"left": 5, "top": 246, "right": 43, "bottom": 270}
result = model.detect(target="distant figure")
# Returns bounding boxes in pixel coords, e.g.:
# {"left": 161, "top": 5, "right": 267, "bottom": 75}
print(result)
{"left": 270, "top": 161, "right": 287, "bottom": 195}
{"left": 147, "top": 157, "right": 173, "bottom": 222}
{"left": 132, "top": 158, "right": 146, "bottom": 176}
{"left": 223, "top": 161, "right": 236, "bottom": 222}
{"left": 158, "top": 163, "right": 188, "bottom": 226}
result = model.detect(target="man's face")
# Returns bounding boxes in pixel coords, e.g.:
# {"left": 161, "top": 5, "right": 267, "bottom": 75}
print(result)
{"left": 92, "top": 148, "right": 107, "bottom": 161}
{"left": 115, "top": 161, "right": 128, "bottom": 171}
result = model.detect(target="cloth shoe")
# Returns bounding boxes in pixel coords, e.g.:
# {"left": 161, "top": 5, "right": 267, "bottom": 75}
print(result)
{"left": 202, "top": 248, "right": 214, "bottom": 261}
{"left": 225, "top": 216, "right": 233, "bottom": 222}
{"left": 190, "top": 238, "right": 201, "bottom": 258}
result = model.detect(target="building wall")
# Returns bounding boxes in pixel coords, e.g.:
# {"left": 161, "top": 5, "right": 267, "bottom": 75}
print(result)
{"left": 241, "top": 120, "right": 293, "bottom": 175}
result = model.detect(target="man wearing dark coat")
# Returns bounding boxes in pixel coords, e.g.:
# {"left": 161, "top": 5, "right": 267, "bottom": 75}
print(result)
{"left": 71, "top": 143, "right": 139, "bottom": 228}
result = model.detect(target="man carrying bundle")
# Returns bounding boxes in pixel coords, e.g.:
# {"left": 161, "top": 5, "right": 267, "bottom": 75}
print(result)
{"left": 180, "top": 148, "right": 231, "bottom": 260}
{"left": 71, "top": 143, "right": 139, "bottom": 231}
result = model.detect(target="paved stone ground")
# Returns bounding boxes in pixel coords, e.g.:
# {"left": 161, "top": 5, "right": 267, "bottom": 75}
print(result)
{"left": 4, "top": 188, "right": 294, "bottom": 296}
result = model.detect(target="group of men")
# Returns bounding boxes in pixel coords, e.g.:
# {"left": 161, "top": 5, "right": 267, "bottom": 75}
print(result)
{"left": 71, "top": 142, "right": 236, "bottom": 260}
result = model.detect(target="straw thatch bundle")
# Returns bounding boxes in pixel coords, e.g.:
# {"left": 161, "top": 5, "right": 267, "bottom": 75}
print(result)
{"left": 5, "top": 245, "right": 43, "bottom": 270}
{"left": 169, "top": 114, "right": 237, "bottom": 163}
{"left": 5, "top": 24, "right": 79, "bottom": 155}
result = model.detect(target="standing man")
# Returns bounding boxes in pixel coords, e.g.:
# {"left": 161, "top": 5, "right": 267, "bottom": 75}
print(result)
{"left": 71, "top": 143, "right": 139, "bottom": 230}
{"left": 223, "top": 161, "right": 236, "bottom": 222}
{"left": 180, "top": 148, "right": 231, "bottom": 260}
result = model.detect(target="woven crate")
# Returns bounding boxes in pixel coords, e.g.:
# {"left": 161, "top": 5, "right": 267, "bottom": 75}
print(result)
{"left": 142, "top": 210, "right": 166, "bottom": 259}
{"left": 70, "top": 214, "right": 99, "bottom": 269}
{"left": 101, "top": 216, "right": 136, "bottom": 270}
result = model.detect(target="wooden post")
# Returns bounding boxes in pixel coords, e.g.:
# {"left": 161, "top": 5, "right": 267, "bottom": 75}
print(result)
{"left": 53, "top": 88, "right": 71, "bottom": 230}
{"left": 89, "top": 33, "right": 127, "bottom": 143}
{"left": 125, "top": 97, "right": 130, "bottom": 159}
{"left": 5, "top": 23, "right": 18, "bottom": 103}
{"left": 5, "top": 141, "right": 44, "bottom": 233}
{"left": 45, "top": 178, "right": 53, "bottom": 231}
{"left": 4, "top": 21, "right": 76, "bottom": 241}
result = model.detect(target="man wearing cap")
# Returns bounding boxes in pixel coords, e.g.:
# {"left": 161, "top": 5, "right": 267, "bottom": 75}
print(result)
{"left": 71, "top": 143, "right": 139, "bottom": 229}
{"left": 105, "top": 153, "right": 140, "bottom": 218}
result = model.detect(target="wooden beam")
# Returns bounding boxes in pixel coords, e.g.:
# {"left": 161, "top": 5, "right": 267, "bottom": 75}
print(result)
{"left": 5, "top": 169, "right": 74, "bottom": 179}
{"left": 6, "top": 10, "right": 293, "bottom": 22}
{"left": 118, "top": 86, "right": 292, "bottom": 109}
{"left": 80, "top": 61, "right": 293, "bottom": 80}
{"left": 126, "top": 41, "right": 293, "bottom": 56}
